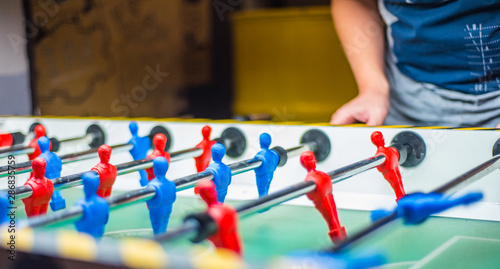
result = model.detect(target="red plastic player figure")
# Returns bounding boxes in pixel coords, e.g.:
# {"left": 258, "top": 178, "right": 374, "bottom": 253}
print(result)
{"left": 371, "top": 131, "right": 406, "bottom": 201}
{"left": 22, "top": 158, "right": 54, "bottom": 217}
{"left": 194, "top": 126, "right": 217, "bottom": 172}
{"left": 198, "top": 180, "right": 243, "bottom": 255}
{"left": 91, "top": 145, "right": 118, "bottom": 198}
{"left": 300, "top": 151, "right": 346, "bottom": 243}
{"left": 145, "top": 133, "right": 171, "bottom": 181}
{"left": 0, "top": 133, "right": 13, "bottom": 148}
{"left": 27, "top": 125, "right": 48, "bottom": 160}
{"left": 194, "top": 126, "right": 216, "bottom": 194}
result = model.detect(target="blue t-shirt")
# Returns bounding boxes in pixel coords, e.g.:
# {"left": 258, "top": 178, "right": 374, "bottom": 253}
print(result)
{"left": 381, "top": 0, "right": 500, "bottom": 94}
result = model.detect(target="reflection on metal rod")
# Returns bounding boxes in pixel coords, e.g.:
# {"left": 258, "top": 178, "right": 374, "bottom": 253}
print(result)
{"left": 236, "top": 154, "right": 385, "bottom": 218}
{"left": 434, "top": 155, "right": 500, "bottom": 195}
{"left": 108, "top": 185, "right": 156, "bottom": 210}
{"left": 25, "top": 141, "right": 320, "bottom": 229}
{"left": 27, "top": 206, "right": 85, "bottom": 227}
{"left": 0, "top": 143, "right": 132, "bottom": 177}
{"left": 0, "top": 145, "right": 34, "bottom": 158}
{"left": 60, "top": 143, "right": 132, "bottom": 164}
{"left": 15, "top": 186, "right": 34, "bottom": 200}
{"left": 286, "top": 142, "right": 316, "bottom": 159}
{"left": 174, "top": 171, "right": 213, "bottom": 192}
{"left": 14, "top": 146, "right": 205, "bottom": 200}
{"left": 155, "top": 219, "right": 199, "bottom": 242}
{"left": 330, "top": 155, "right": 500, "bottom": 253}
{"left": 158, "top": 153, "right": 386, "bottom": 244}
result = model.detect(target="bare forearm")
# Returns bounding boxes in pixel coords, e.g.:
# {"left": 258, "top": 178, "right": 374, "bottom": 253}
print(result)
{"left": 331, "top": 0, "right": 388, "bottom": 94}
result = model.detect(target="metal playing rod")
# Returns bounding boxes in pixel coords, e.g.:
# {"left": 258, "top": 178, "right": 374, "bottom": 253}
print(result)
{"left": 3, "top": 125, "right": 244, "bottom": 178}
{"left": 154, "top": 132, "right": 424, "bottom": 243}
{"left": 0, "top": 125, "right": 38, "bottom": 152}
{"left": 0, "top": 144, "right": 34, "bottom": 158}
{"left": 329, "top": 154, "right": 500, "bottom": 253}
{"left": 14, "top": 146, "right": 204, "bottom": 200}
{"left": 433, "top": 154, "right": 500, "bottom": 195}
{"left": 0, "top": 131, "right": 26, "bottom": 150}
{"left": 0, "top": 122, "right": 57, "bottom": 151}
{"left": 59, "top": 143, "right": 132, "bottom": 164}
{"left": 0, "top": 124, "right": 105, "bottom": 159}
{"left": 234, "top": 132, "right": 425, "bottom": 217}
{"left": 26, "top": 142, "right": 316, "bottom": 228}
{"left": 0, "top": 143, "right": 132, "bottom": 178}
{"left": 12, "top": 127, "right": 247, "bottom": 199}
{"left": 154, "top": 220, "right": 199, "bottom": 242}
{"left": 236, "top": 154, "right": 386, "bottom": 218}
{"left": 154, "top": 154, "right": 387, "bottom": 243}
{"left": 0, "top": 138, "right": 103, "bottom": 162}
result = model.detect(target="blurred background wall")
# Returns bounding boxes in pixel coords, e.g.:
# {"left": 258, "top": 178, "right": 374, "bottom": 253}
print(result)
{"left": 0, "top": 0, "right": 32, "bottom": 115}
{"left": 0, "top": 0, "right": 357, "bottom": 123}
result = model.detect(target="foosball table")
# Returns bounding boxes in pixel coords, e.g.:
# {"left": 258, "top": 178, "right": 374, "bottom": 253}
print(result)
{"left": 0, "top": 116, "right": 499, "bottom": 269}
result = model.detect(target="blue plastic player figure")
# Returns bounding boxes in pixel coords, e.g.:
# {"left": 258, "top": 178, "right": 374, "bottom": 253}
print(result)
{"left": 38, "top": 136, "right": 66, "bottom": 211}
{"left": 253, "top": 133, "right": 279, "bottom": 197}
{"left": 128, "top": 122, "right": 151, "bottom": 187}
{"left": 146, "top": 157, "right": 176, "bottom": 235}
{"left": 205, "top": 143, "right": 232, "bottom": 203}
{"left": 0, "top": 192, "right": 8, "bottom": 224}
{"left": 371, "top": 192, "right": 483, "bottom": 225}
{"left": 74, "top": 172, "right": 110, "bottom": 238}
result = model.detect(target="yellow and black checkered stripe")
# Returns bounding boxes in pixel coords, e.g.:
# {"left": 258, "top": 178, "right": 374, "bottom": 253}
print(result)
{"left": 0, "top": 228, "right": 246, "bottom": 269}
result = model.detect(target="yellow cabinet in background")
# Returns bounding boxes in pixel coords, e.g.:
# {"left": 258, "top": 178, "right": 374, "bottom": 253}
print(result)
{"left": 232, "top": 7, "right": 357, "bottom": 122}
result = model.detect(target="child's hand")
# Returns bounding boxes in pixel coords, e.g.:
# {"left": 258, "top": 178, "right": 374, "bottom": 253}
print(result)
{"left": 330, "top": 92, "right": 389, "bottom": 126}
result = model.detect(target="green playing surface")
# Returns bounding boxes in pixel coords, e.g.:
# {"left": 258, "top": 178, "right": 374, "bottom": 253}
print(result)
{"left": 18, "top": 188, "right": 500, "bottom": 268}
